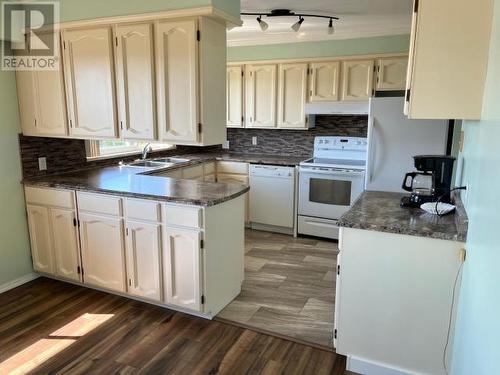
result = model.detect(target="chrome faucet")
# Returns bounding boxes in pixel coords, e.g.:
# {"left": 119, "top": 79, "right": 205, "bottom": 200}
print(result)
{"left": 141, "top": 143, "right": 153, "bottom": 160}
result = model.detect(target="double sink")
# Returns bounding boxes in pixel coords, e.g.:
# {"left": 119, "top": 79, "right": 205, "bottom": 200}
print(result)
{"left": 125, "top": 157, "right": 191, "bottom": 169}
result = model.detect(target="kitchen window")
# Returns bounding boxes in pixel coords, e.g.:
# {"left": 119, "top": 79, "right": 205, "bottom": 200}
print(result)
{"left": 86, "top": 140, "right": 175, "bottom": 160}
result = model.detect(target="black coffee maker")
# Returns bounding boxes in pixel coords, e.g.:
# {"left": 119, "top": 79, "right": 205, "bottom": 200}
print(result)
{"left": 400, "top": 155, "right": 456, "bottom": 208}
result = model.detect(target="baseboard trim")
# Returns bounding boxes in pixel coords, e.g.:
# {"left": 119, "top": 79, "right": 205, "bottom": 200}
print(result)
{"left": 347, "top": 356, "right": 413, "bottom": 375}
{"left": 0, "top": 273, "right": 39, "bottom": 294}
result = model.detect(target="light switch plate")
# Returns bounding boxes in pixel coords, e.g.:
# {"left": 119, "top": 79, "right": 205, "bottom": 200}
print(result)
{"left": 252, "top": 136, "right": 258, "bottom": 146}
{"left": 38, "top": 157, "right": 47, "bottom": 171}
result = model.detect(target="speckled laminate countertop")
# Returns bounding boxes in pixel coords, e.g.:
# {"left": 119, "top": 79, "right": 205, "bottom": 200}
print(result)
{"left": 22, "top": 152, "right": 303, "bottom": 206}
{"left": 337, "top": 191, "right": 468, "bottom": 242}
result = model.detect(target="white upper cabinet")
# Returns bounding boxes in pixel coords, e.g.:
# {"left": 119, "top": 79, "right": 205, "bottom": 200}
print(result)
{"left": 125, "top": 221, "right": 162, "bottom": 301}
{"left": 277, "top": 63, "right": 308, "bottom": 128}
{"left": 155, "top": 19, "right": 198, "bottom": 144}
{"left": 79, "top": 213, "right": 126, "bottom": 292}
{"left": 26, "top": 205, "right": 55, "bottom": 274}
{"left": 308, "top": 61, "right": 340, "bottom": 102}
{"left": 114, "top": 23, "right": 157, "bottom": 140}
{"left": 163, "top": 226, "right": 202, "bottom": 311}
{"left": 62, "top": 26, "right": 118, "bottom": 138}
{"left": 245, "top": 64, "right": 277, "bottom": 128}
{"left": 405, "top": 0, "right": 493, "bottom": 119}
{"left": 16, "top": 32, "right": 68, "bottom": 137}
{"left": 227, "top": 65, "right": 244, "bottom": 128}
{"left": 51, "top": 208, "right": 81, "bottom": 282}
{"left": 376, "top": 57, "right": 408, "bottom": 91}
{"left": 341, "top": 59, "right": 374, "bottom": 101}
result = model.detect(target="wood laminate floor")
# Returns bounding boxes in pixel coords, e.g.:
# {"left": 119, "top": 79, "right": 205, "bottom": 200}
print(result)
{"left": 216, "top": 230, "right": 338, "bottom": 350}
{"left": 0, "top": 278, "right": 351, "bottom": 375}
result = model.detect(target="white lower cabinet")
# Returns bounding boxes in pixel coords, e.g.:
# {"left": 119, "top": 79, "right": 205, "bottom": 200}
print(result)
{"left": 26, "top": 205, "right": 55, "bottom": 274}
{"left": 162, "top": 226, "right": 202, "bottom": 311}
{"left": 51, "top": 208, "right": 81, "bottom": 281}
{"left": 79, "top": 213, "right": 126, "bottom": 292}
{"left": 125, "top": 220, "right": 162, "bottom": 301}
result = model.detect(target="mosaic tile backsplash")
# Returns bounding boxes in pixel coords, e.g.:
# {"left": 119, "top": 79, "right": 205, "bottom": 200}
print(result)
{"left": 227, "top": 115, "right": 368, "bottom": 157}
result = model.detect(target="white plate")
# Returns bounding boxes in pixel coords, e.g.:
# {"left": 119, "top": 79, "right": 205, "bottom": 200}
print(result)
{"left": 420, "top": 202, "right": 456, "bottom": 215}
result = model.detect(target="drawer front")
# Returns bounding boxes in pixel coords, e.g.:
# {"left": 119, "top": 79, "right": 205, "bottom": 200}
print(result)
{"left": 25, "top": 186, "right": 75, "bottom": 209}
{"left": 203, "top": 161, "right": 215, "bottom": 175}
{"left": 217, "top": 173, "right": 249, "bottom": 185}
{"left": 216, "top": 161, "right": 249, "bottom": 175}
{"left": 164, "top": 204, "right": 203, "bottom": 228}
{"left": 125, "top": 198, "right": 161, "bottom": 222}
{"left": 182, "top": 165, "right": 204, "bottom": 179}
{"left": 77, "top": 192, "right": 122, "bottom": 216}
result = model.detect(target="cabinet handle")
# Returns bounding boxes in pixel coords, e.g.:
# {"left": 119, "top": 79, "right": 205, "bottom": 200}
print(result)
{"left": 34, "top": 118, "right": 37, "bottom": 127}
{"left": 128, "top": 278, "right": 132, "bottom": 287}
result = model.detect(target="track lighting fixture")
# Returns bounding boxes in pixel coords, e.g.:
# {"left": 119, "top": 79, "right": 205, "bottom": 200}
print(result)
{"left": 291, "top": 16, "right": 304, "bottom": 32}
{"left": 241, "top": 9, "right": 339, "bottom": 34}
{"left": 256, "top": 15, "right": 269, "bottom": 31}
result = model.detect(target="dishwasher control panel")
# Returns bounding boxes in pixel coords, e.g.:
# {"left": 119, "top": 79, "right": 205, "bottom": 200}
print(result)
{"left": 249, "top": 165, "right": 295, "bottom": 178}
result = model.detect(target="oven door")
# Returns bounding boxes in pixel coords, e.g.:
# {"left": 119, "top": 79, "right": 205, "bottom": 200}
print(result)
{"left": 299, "top": 167, "right": 365, "bottom": 220}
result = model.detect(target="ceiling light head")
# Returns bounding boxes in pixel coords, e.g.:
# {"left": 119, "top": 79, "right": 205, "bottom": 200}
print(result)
{"left": 328, "top": 18, "right": 335, "bottom": 35}
{"left": 291, "top": 16, "right": 304, "bottom": 32}
{"left": 256, "top": 15, "right": 269, "bottom": 31}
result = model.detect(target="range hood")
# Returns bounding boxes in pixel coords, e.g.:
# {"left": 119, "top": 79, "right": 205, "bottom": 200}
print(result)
{"left": 305, "top": 101, "right": 369, "bottom": 115}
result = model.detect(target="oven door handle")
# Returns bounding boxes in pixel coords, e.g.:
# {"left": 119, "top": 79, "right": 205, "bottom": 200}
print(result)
{"left": 299, "top": 169, "right": 366, "bottom": 177}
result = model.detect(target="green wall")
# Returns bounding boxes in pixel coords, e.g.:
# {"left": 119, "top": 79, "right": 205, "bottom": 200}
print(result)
{"left": 451, "top": 0, "right": 500, "bottom": 373}
{"left": 57, "top": 0, "right": 240, "bottom": 22}
{"left": 0, "top": 50, "right": 33, "bottom": 287}
{"left": 227, "top": 34, "right": 410, "bottom": 61}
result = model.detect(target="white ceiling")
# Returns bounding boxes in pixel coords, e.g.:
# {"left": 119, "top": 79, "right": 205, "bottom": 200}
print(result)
{"left": 228, "top": 0, "right": 413, "bottom": 47}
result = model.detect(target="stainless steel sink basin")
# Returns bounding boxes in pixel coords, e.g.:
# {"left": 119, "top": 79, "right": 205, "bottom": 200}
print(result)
{"left": 127, "top": 160, "right": 170, "bottom": 168}
{"left": 153, "top": 157, "right": 190, "bottom": 164}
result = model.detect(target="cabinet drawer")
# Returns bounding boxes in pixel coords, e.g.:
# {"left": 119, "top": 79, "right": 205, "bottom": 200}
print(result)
{"left": 203, "top": 161, "right": 215, "bottom": 175}
{"left": 216, "top": 161, "right": 248, "bottom": 175}
{"left": 182, "top": 165, "right": 204, "bottom": 179}
{"left": 25, "top": 186, "right": 75, "bottom": 209}
{"left": 217, "top": 173, "right": 249, "bottom": 185}
{"left": 77, "top": 192, "right": 122, "bottom": 216}
{"left": 125, "top": 198, "right": 161, "bottom": 222}
{"left": 164, "top": 204, "right": 203, "bottom": 228}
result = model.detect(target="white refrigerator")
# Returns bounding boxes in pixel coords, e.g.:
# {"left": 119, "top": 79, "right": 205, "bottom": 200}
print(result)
{"left": 365, "top": 97, "right": 449, "bottom": 192}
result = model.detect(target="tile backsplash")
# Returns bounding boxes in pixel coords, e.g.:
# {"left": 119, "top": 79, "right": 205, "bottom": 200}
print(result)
{"left": 227, "top": 115, "right": 368, "bottom": 157}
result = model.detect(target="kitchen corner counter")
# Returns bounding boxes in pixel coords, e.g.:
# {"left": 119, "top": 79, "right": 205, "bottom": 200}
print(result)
{"left": 22, "top": 165, "right": 249, "bottom": 207}
{"left": 338, "top": 191, "right": 468, "bottom": 242}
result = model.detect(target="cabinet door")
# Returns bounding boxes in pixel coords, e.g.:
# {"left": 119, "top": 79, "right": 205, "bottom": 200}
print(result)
{"left": 376, "top": 57, "right": 408, "bottom": 91}
{"left": 125, "top": 221, "right": 162, "bottom": 301}
{"left": 156, "top": 19, "right": 198, "bottom": 143}
{"left": 341, "top": 60, "right": 374, "bottom": 101}
{"left": 16, "top": 70, "right": 37, "bottom": 136}
{"left": 163, "top": 226, "right": 202, "bottom": 311}
{"left": 227, "top": 65, "right": 243, "bottom": 128}
{"left": 26, "top": 205, "right": 54, "bottom": 274}
{"left": 63, "top": 27, "right": 117, "bottom": 138}
{"left": 79, "top": 213, "right": 126, "bottom": 292}
{"left": 277, "top": 63, "right": 308, "bottom": 128}
{"left": 245, "top": 64, "right": 277, "bottom": 128}
{"left": 115, "top": 23, "right": 156, "bottom": 140}
{"left": 51, "top": 208, "right": 81, "bottom": 282}
{"left": 309, "top": 61, "right": 340, "bottom": 101}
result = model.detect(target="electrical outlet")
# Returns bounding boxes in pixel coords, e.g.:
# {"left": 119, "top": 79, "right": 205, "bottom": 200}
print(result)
{"left": 252, "top": 136, "right": 258, "bottom": 146}
{"left": 222, "top": 140, "right": 230, "bottom": 149}
{"left": 38, "top": 157, "right": 47, "bottom": 171}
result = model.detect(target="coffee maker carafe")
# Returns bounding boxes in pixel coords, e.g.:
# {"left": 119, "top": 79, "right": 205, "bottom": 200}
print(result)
{"left": 400, "top": 155, "right": 456, "bottom": 208}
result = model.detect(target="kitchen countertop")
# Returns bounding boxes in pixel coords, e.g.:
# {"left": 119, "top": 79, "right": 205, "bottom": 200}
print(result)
{"left": 338, "top": 191, "right": 468, "bottom": 242}
{"left": 22, "top": 152, "right": 305, "bottom": 206}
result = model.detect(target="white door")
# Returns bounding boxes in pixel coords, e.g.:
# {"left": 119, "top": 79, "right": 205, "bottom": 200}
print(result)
{"left": 341, "top": 60, "right": 374, "bottom": 101}
{"left": 115, "top": 23, "right": 156, "bottom": 140}
{"left": 163, "top": 226, "right": 202, "bottom": 311}
{"left": 278, "top": 63, "right": 308, "bottom": 128}
{"left": 155, "top": 19, "right": 198, "bottom": 143}
{"left": 79, "top": 213, "right": 126, "bottom": 292}
{"left": 245, "top": 64, "right": 277, "bottom": 128}
{"left": 63, "top": 27, "right": 117, "bottom": 138}
{"left": 227, "top": 65, "right": 243, "bottom": 128}
{"left": 26, "top": 205, "right": 54, "bottom": 274}
{"left": 376, "top": 57, "right": 408, "bottom": 91}
{"left": 50, "top": 208, "right": 81, "bottom": 282}
{"left": 309, "top": 61, "right": 340, "bottom": 102}
{"left": 125, "top": 221, "right": 162, "bottom": 301}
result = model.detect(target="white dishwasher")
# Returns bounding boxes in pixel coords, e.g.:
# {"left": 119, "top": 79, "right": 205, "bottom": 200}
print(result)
{"left": 249, "top": 164, "right": 295, "bottom": 230}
